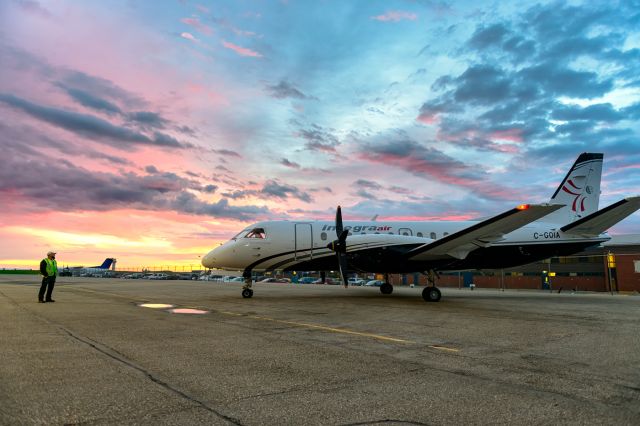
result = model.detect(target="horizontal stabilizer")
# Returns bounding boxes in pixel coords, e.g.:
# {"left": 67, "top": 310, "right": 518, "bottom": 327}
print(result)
{"left": 409, "top": 203, "right": 565, "bottom": 260}
{"left": 561, "top": 197, "right": 640, "bottom": 236}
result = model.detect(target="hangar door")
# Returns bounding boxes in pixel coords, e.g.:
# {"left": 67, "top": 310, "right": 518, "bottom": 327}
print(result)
{"left": 294, "top": 223, "right": 313, "bottom": 260}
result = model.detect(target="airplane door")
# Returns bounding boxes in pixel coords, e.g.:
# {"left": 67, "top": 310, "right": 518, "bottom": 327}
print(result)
{"left": 295, "top": 223, "right": 313, "bottom": 260}
{"left": 398, "top": 227, "right": 412, "bottom": 236}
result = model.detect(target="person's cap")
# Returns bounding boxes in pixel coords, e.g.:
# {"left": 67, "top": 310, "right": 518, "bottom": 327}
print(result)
{"left": 47, "top": 251, "right": 57, "bottom": 256}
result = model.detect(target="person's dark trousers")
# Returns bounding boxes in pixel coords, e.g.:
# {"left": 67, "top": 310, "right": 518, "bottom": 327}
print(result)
{"left": 38, "top": 276, "right": 56, "bottom": 302}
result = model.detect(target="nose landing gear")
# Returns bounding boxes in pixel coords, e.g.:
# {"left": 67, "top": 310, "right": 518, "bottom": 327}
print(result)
{"left": 242, "top": 270, "right": 253, "bottom": 298}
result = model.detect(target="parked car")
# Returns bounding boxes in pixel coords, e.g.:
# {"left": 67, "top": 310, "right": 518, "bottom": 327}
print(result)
{"left": 348, "top": 278, "right": 366, "bottom": 286}
{"left": 123, "top": 273, "right": 144, "bottom": 279}
{"left": 312, "top": 278, "right": 337, "bottom": 285}
{"left": 365, "top": 280, "right": 384, "bottom": 287}
{"left": 59, "top": 269, "right": 72, "bottom": 277}
{"left": 298, "top": 277, "right": 317, "bottom": 284}
{"left": 259, "top": 277, "right": 290, "bottom": 283}
{"left": 145, "top": 273, "right": 169, "bottom": 280}
{"left": 228, "top": 277, "right": 245, "bottom": 282}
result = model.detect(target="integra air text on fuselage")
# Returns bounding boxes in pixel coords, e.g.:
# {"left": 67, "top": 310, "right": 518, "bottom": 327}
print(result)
{"left": 202, "top": 153, "right": 640, "bottom": 302}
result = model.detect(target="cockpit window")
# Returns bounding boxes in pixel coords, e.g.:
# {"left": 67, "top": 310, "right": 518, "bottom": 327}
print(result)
{"left": 244, "top": 228, "right": 266, "bottom": 239}
{"left": 232, "top": 229, "right": 250, "bottom": 240}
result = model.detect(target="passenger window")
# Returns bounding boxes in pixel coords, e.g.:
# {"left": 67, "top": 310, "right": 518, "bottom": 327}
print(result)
{"left": 245, "top": 228, "right": 266, "bottom": 239}
{"left": 443, "top": 232, "right": 449, "bottom": 236}
{"left": 430, "top": 232, "right": 436, "bottom": 239}
{"left": 417, "top": 232, "right": 423, "bottom": 237}
{"left": 321, "top": 232, "right": 327, "bottom": 241}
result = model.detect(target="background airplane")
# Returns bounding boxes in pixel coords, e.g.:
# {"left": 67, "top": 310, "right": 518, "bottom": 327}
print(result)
{"left": 202, "top": 153, "right": 640, "bottom": 302}
{"left": 60, "top": 258, "right": 116, "bottom": 277}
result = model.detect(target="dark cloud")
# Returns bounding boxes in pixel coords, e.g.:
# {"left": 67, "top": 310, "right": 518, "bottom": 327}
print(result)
{"left": 354, "top": 189, "right": 376, "bottom": 200}
{"left": 212, "top": 148, "right": 242, "bottom": 158}
{"left": 468, "top": 24, "right": 509, "bottom": 50}
{"left": 0, "top": 94, "right": 186, "bottom": 149}
{"left": 265, "top": 80, "right": 313, "bottom": 100}
{"left": 517, "top": 63, "right": 612, "bottom": 99}
{"left": 354, "top": 179, "right": 382, "bottom": 190}
{"left": 281, "top": 158, "right": 301, "bottom": 169}
{"left": 415, "top": 1, "right": 639, "bottom": 167}
{"left": 0, "top": 121, "right": 133, "bottom": 166}
{"left": 126, "top": 111, "right": 169, "bottom": 129}
{"left": 551, "top": 103, "right": 623, "bottom": 122}
{"left": 357, "top": 139, "right": 517, "bottom": 200}
{"left": 261, "top": 180, "right": 312, "bottom": 202}
{"left": 60, "top": 70, "right": 144, "bottom": 108}
{"left": 145, "top": 165, "right": 159, "bottom": 174}
{"left": 297, "top": 124, "right": 340, "bottom": 153}
{"left": 203, "top": 184, "right": 218, "bottom": 193}
{"left": 221, "top": 180, "right": 313, "bottom": 203}
{"left": 0, "top": 138, "right": 267, "bottom": 220}
{"left": 58, "top": 85, "right": 123, "bottom": 115}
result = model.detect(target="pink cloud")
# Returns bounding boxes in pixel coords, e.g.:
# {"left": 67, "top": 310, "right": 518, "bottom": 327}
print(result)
{"left": 180, "top": 32, "right": 199, "bottom": 42}
{"left": 221, "top": 40, "right": 262, "bottom": 57}
{"left": 181, "top": 17, "right": 213, "bottom": 36}
{"left": 489, "top": 128, "right": 523, "bottom": 142}
{"left": 371, "top": 11, "right": 418, "bottom": 22}
{"left": 416, "top": 112, "right": 439, "bottom": 125}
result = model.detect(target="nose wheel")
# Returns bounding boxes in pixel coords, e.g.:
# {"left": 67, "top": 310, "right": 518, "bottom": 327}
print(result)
{"left": 242, "top": 269, "right": 253, "bottom": 298}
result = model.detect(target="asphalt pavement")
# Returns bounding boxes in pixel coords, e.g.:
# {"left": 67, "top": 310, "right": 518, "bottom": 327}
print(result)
{"left": 1, "top": 275, "right": 639, "bottom": 425}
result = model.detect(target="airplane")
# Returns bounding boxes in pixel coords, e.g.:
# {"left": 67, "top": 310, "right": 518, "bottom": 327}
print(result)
{"left": 202, "top": 153, "right": 640, "bottom": 302}
{"left": 60, "top": 258, "right": 116, "bottom": 276}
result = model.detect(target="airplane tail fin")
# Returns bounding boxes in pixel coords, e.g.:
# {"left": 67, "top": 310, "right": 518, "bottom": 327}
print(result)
{"left": 543, "top": 153, "right": 603, "bottom": 225}
{"left": 561, "top": 197, "right": 640, "bottom": 236}
{"left": 98, "top": 258, "right": 114, "bottom": 269}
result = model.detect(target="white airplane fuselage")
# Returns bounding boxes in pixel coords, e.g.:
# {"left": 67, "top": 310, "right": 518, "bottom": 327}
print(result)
{"left": 202, "top": 219, "right": 609, "bottom": 274}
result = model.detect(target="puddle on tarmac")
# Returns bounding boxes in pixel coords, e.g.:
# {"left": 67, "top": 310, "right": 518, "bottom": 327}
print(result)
{"left": 169, "top": 308, "right": 209, "bottom": 314}
{"left": 139, "top": 303, "right": 175, "bottom": 309}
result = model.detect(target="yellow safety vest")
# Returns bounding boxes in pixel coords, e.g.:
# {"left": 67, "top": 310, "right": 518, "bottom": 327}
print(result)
{"left": 44, "top": 258, "right": 58, "bottom": 276}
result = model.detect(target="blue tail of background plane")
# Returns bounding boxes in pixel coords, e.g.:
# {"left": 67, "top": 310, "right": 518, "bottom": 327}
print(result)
{"left": 92, "top": 258, "right": 114, "bottom": 269}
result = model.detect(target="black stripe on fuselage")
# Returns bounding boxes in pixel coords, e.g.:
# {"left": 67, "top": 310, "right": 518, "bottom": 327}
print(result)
{"left": 247, "top": 240, "right": 603, "bottom": 274}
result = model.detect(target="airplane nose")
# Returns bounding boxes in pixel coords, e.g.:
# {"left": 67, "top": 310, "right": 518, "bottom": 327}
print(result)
{"left": 201, "top": 251, "right": 216, "bottom": 268}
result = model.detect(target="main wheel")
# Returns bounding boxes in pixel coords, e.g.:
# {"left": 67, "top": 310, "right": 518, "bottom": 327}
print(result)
{"left": 422, "top": 286, "right": 441, "bottom": 302}
{"left": 380, "top": 283, "right": 393, "bottom": 295}
{"left": 241, "top": 288, "right": 254, "bottom": 298}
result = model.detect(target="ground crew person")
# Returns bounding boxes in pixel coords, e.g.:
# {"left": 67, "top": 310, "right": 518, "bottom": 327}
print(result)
{"left": 39, "top": 251, "right": 58, "bottom": 303}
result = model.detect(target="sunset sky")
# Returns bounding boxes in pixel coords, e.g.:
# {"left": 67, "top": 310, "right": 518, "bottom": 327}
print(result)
{"left": 1, "top": 0, "right": 639, "bottom": 269}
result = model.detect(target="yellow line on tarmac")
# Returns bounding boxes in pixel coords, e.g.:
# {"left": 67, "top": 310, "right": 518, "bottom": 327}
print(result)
{"left": 429, "top": 345, "right": 460, "bottom": 352}
{"left": 220, "top": 311, "right": 413, "bottom": 344}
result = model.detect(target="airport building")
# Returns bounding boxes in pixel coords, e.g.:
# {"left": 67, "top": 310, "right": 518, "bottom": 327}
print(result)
{"left": 387, "top": 234, "right": 640, "bottom": 293}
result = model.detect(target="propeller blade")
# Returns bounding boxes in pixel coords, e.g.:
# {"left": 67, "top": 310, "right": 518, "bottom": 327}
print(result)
{"left": 336, "top": 205, "right": 343, "bottom": 236}
{"left": 337, "top": 253, "right": 349, "bottom": 287}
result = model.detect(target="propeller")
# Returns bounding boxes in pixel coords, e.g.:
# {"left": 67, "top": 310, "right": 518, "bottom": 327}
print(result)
{"left": 327, "top": 206, "right": 350, "bottom": 287}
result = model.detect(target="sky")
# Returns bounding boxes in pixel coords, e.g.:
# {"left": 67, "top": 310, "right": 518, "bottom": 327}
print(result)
{"left": 1, "top": 0, "right": 639, "bottom": 269}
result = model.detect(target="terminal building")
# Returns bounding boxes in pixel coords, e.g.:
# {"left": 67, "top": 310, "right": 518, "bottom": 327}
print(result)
{"left": 387, "top": 235, "right": 640, "bottom": 293}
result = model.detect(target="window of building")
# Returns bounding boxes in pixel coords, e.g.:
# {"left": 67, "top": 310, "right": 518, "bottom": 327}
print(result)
{"left": 635, "top": 260, "right": 640, "bottom": 273}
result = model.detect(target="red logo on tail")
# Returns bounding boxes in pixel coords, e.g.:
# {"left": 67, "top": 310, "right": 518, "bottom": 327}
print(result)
{"left": 561, "top": 179, "right": 586, "bottom": 212}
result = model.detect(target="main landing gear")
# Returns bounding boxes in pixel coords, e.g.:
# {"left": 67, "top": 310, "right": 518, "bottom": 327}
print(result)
{"left": 422, "top": 270, "right": 441, "bottom": 302}
{"left": 380, "top": 273, "right": 393, "bottom": 295}
{"left": 241, "top": 270, "right": 253, "bottom": 298}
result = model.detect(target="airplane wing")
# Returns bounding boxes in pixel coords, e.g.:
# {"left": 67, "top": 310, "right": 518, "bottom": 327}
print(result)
{"left": 408, "top": 203, "right": 565, "bottom": 261}
{"left": 561, "top": 197, "right": 640, "bottom": 236}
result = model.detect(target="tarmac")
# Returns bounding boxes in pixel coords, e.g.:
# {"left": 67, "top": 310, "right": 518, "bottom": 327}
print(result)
{"left": 1, "top": 275, "right": 639, "bottom": 425}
